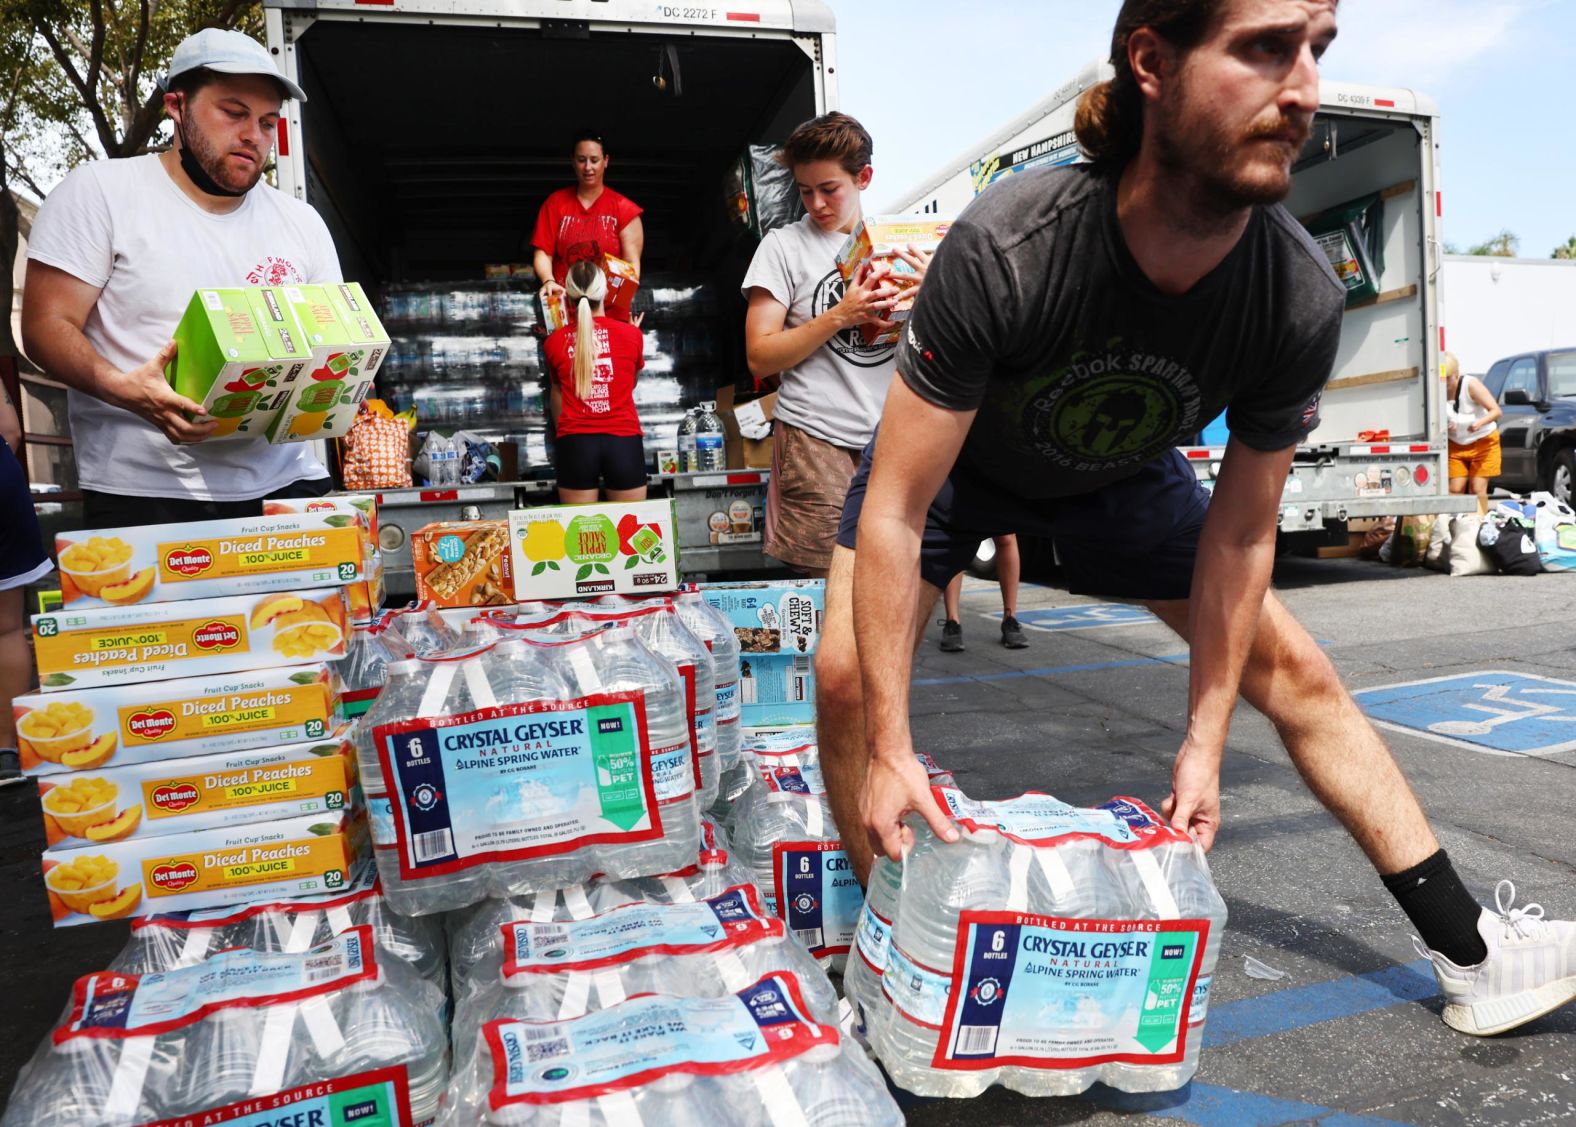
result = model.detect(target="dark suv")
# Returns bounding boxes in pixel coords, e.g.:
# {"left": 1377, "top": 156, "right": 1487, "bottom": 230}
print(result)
{"left": 1481, "top": 348, "right": 1576, "bottom": 504}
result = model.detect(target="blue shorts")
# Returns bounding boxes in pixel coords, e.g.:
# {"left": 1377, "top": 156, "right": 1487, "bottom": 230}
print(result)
{"left": 0, "top": 444, "right": 50, "bottom": 591}
{"left": 835, "top": 444, "right": 1211, "bottom": 601}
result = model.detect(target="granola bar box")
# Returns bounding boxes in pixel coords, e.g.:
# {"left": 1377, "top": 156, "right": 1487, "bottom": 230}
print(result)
{"left": 32, "top": 589, "right": 351, "bottom": 691}
{"left": 55, "top": 511, "right": 368, "bottom": 610}
{"left": 697, "top": 580, "right": 824, "bottom": 727}
{"left": 15, "top": 663, "right": 343, "bottom": 777}
{"left": 509, "top": 500, "right": 680, "bottom": 601}
{"left": 411, "top": 520, "right": 516, "bottom": 608}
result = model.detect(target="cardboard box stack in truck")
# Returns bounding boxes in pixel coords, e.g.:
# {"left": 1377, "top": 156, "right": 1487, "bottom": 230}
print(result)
{"left": 889, "top": 61, "right": 1476, "bottom": 556}
{"left": 264, "top": 0, "right": 841, "bottom": 589}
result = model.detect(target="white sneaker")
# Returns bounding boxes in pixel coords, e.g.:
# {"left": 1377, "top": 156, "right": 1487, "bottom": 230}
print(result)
{"left": 1414, "top": 879, "right": 1576, "bottom": 1036}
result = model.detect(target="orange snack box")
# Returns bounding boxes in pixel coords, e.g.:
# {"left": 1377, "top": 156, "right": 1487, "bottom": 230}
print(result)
{"left": 411, "top": 520, "right": 515, "bottom": 607}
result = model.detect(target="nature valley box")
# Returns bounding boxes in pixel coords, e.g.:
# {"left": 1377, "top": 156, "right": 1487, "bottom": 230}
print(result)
{"left": 15, "top": 663, "right": 343, "bottom": 777}
{"left": 412, "top": 520, "right": 514, "bottom": 607}
{"left": 56, "top": 511, "right": 368, "bottom": 609}
{"left": 32, "top": 588, "right": 351, "bottom": 692}
{"left": 36, "top": 732, "right": 357, "bottom": 848}
{"left": 268, "top": 283, "right": 390, "bottom": 444}
{"left": 166, "top": 287, "right": 314, "bottom": 441}
{"left": 41, "top": 807, "right": 366, "bottom": 927}
{"left": 508, "top": 499, "right": 679, "bottom": 601}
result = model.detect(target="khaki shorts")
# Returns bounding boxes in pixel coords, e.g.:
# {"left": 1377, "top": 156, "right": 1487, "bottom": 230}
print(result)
{"left": 766, "top": 420, "right": 863, "bottom": 572}
{"left": 1449, "top": 432, "right": 1502, "bottom": 479}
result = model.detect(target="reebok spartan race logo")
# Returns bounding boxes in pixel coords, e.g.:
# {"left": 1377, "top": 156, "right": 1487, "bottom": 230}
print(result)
{"left": 812, "top": 269, "right": 896, "bottom": 367}
{"left": 1025, "top": 345, "right": 1202, "bottom": 471}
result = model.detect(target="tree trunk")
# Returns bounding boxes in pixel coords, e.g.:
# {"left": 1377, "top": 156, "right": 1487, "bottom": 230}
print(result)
{"left": 0, "top": 157, "right": 20, "bottom": 365}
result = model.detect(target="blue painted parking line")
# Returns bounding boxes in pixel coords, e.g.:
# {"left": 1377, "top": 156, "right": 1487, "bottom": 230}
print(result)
{"left": 1203, "top": 958, "right": 1437, "bottom": 1048}
{"left": 1355, "top": 670, "right": 1576, "bottom": 758}
{"left": 1093, "top": 1082, "right": 1415, "bottom": 1126}
{"left": 985, "top": 604, "right": 1160, "bottom": 632}
{"left": 914, "top": 652, "right": 1190, "bottom": 687}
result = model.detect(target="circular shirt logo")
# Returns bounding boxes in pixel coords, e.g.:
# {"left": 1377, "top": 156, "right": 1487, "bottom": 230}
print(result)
{"left": 811, "top": 269, "right": 897, "bottom": 368}
{"left": 1040, "top": 373, "right": 1182, "bottom": 463}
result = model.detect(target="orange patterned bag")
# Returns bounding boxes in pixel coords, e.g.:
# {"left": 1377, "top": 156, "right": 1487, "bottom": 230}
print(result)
{"left": 341, "top": 401, "right": 412, "bottom": 489}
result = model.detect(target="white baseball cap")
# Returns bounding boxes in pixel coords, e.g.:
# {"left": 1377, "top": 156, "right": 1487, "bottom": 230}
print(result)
{"left": 164, "top": 28, "right": 306, "bottom": 102}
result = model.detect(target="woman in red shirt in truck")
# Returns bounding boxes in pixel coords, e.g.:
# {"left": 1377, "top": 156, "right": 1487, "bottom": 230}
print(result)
{"left": 532, "top": 129, "right": 644, "bottom": 316}
{"left": 543, "top": 260, "right": 647, "bottom": 504}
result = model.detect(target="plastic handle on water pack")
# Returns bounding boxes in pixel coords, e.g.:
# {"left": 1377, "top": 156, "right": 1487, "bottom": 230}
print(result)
{"left": 598, "top": 1091, "right": 642, "bottom": 1126}
{"left": 251, "top": 1003, "right": 297, "bottom": 1097}
{"left": 562, "top": 884, "right": 595, "bottom": 920}
{"left": 462, "top": 658, "right": 497, "bottom": 709}
{"left": 416, "top": 662, "right": 458, "bottom": 718}
{"left": 592, "top": 969, "right": 627, "bottom": 1008}
{"left": 179, "top": 926, "right": 215, "bottom": 967}
{"left": 805, "top": 796, "right": 823, "bottom": 838}
{"left": 326, "top": 904, "right": 354, "bottom": 936}
{"left": 1035, "top": 847, "right": 1076, "bottom": 902}
{"left": 1007, "top": 845, "right": 1033, "bottom": 913}
{"left": 285, "top": 910, "right": 320, "bottom": 954}
{"left": 105, "top": 1036, "right": 156, "bottom": 1120}
{"left": 714, "top": 949, "right": 752, "bottom": 993}
{"left": 756, "top": 1065, "right": 812, "bottom": 1127}
{"left": 300, "top": 994, "right": 345, "bottom": 1059}
{"left": 568, "top": 647, "right": 603, "bottom": 693}
{"left": 557, "top": 972, "right": 591, "bottom": 1021}
{"left": 1130, "top": 848, "right": 1181, "bottom": 920}
{"left": 661, "top": 875, "right": 696, "bottom": 903}
{"left": 530, "top": 889, "right": 558, "bottom": 924}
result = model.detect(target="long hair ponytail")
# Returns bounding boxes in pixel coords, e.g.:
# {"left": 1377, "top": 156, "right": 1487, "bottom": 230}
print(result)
{"left": 1074, "top": 0, "right": 1225, "bottom": 170}
{"left": 564, "top": 259, "right": 608, "bottom": 403}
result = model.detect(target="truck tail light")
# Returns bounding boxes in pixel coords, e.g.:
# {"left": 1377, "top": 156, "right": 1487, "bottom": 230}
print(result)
{"left": 1414, "top": 465, "right": 1430, "bottom": 486}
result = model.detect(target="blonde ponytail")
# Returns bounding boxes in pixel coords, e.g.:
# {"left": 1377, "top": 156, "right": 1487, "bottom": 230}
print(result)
{"left": 563, "top": 259, "right": 609, "bottom": 405}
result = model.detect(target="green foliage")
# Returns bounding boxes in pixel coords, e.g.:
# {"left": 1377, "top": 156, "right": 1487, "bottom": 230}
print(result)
{"left": 1553, "top": 236, "right": 1576, "bottom": 260}
{"left": 1465, "top": 229, "right": 1520, "bottom": 257}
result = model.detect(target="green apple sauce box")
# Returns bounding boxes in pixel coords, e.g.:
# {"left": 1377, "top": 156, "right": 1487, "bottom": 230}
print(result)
{"left": 267, "top": 283, "right": 390, "bottom": 444}
{"left": 166, "top": 287, "right": 313, "bottom": 442}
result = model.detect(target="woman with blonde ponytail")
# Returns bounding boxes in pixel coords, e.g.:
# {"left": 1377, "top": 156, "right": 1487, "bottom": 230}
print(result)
{"left": 543, "top": 258, "right": 647, "bottom": 503}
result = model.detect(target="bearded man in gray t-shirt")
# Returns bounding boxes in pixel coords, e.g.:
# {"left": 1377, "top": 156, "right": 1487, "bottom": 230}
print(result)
{"left": 819, "top": 0, "right": 1576, "bottom": 1039}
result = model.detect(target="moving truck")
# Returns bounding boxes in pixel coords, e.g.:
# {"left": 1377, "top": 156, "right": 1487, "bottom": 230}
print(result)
{"left": 891, "top": 62, "right": 1474, "bottom": 555}
{"left": 263, "top": 0, "right": 837, "bottom": 586}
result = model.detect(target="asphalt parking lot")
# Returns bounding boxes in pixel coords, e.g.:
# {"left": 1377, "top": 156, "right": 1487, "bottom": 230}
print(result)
{"left": 1, "top": 556, "right": 1572, "bottom": 1124}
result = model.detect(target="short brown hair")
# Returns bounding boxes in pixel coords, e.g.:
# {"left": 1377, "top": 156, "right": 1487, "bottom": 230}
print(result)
{"left": 778, "top": 112, "right": 873, "bottom": 176}
{"left": 1074, "top": 0, "right": 1228, "bottom": 170}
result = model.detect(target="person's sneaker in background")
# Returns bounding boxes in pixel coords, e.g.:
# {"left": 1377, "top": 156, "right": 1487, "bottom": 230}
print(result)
{"left": 939, "top": 619, "right": 964, "bottom": 653}
{"left": 0, "top": 749, "right": 25, "bottom": 788}
{"left": 1000, "top": 615, "right": 1029, "bottom": 649}
{"left": 1415, "top": 880, "right": 1576, "bottom": 1036}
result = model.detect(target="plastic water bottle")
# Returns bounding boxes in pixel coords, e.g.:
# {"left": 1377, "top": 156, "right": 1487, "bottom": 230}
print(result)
{"left": 678, "top": 407, "right": 700, "bottom": 473}
{"left": 843, "top": 853, "right": 903, "bottom": 1041}
{"left": 672, "top": 589, "right": 745, "bottom": 795}
{"left": 388, "top": 601, "right": 458, "bottom": 657}
{"left": 428, "top": 432, "right": 460, "bottom": 485}
{"left": 695, "top": 401, "right": 727, "bottom": 471}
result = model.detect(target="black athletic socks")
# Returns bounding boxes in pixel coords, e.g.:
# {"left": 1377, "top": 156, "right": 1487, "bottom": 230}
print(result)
{"left": 1381, "top": 850, "right": 1489, "bottom": 966}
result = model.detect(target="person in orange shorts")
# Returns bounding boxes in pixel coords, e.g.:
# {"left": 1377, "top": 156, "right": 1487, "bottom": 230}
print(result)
{"left": 1442, "top": 351, "right": 1502, "bottom": 505}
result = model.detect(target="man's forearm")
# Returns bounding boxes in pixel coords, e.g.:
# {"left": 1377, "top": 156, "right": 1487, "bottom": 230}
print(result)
{"left": 23, "top": 315, "right": 124, "bottom": 406}
{"left": 852, "top": 511, "right": 923, "bottom": 761}
{"left": 1184, "top": 528, "right": 1276, "bottom": 750}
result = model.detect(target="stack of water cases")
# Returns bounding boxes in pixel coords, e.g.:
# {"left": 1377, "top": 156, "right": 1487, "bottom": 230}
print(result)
{"left": 377, "top": 276, "right": 732, "bottom": 475}
{"left": 3, "top": 926, "right": 449, "bottom": 1127}
{"left": 340, "top": 614, "right": 417, "bottom": 719}
{"left": 357, "top": 629, "right": 700, "bottom": 915}
{"left": 848, "top": 787, "right": 1227, "bottom": 1097}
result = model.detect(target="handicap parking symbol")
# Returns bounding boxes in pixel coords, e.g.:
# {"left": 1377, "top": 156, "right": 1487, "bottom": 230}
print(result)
{"left": 1354, "top": 670, "right": 1576, "bottom": 758}
{"left": 987, "top": 604, "right": 1159, "bottom": 633}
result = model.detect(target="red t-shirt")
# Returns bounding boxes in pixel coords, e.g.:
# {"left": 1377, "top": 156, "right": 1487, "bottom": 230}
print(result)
{"left": 531, "top": 186, "right": 643, "bottom": 284}
{"left": 544, "top": 317, "right": 645, "bottom": 438}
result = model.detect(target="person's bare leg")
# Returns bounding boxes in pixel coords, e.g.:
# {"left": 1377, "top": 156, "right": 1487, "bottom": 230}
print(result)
{"left": 557, "top": 486, "right": 599, "bottom": 504}
{"left": 1146, "top": 593, "right": 1438, "bottom": 874}
{"left": 996, "top": 534, "right": 1021, "bottom": 617}
{"left": 817, "top": 544, "right": 941, "bottom": 883}
{"left": 605, "top": 485, "right": 648, "bottom": 502}
{"left": 943, "top": 572, "right": 963, "bottom": 622}
{"left": 0, "top": 588, "right": 30, "bottom": 747}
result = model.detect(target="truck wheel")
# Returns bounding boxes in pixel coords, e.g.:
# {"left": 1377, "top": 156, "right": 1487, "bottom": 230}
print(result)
{"left": 1553, "top": 450, "right": 1576, "bottom": 509}
{"left": 967, "top": 538, "right": 998, "bottom": 580}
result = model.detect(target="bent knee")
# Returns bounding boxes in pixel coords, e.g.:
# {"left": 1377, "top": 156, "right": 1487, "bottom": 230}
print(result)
{"left": 814, "top": 640, "right": 864, "bottom": 713}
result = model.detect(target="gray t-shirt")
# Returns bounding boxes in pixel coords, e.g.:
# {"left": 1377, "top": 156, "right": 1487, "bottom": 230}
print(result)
{"left": 899, "top": 165, "right": 1344, "bottom": 499}
{"left": 742, "top": 213, "right": 896, "bottom": 449}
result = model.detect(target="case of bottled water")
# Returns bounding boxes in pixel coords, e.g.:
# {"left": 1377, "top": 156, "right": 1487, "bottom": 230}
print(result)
{"left": 449, "top": 883, "right": 838, "bottom": 1068}
{"left": 858, "top": 787, "right": 1227, "bottom": 1098}
{"left": 341, "top": 617, "right": 417, "bottom": 717}
{"left": 111, "top": 864, "right": 449, "bottom": 996}
{"left": 3, "top": 927, "right": 449, "bottom": 1127}
{"left": 440, "top": 973, "right": 902, "bottom": 1126}
{"left": 389, "top": 601, "right": 461, "bottom": 656}
{"left": 725, "top": 743, "right": 860, "bottom": 970}
{"left": 356, "top": 633, "right": 698, "bottom": 915}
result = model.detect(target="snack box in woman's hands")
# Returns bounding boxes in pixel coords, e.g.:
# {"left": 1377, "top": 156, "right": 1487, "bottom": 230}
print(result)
{"left": 32, "top": 589, "right": 351, "bottom": 691}
{"left": 55, "top": 511, "right": 367, "bottom": 609}
{"left": 35, "top": 733, "right": 357, "bottom": 848}
{"left": 41, "top": 808, "right": 366, "bottom": 927}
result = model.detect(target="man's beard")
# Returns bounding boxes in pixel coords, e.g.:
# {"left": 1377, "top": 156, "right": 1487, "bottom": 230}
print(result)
{"left": 182, "top": 117, "right": 264, "bottom": 194}
{"left": 1152, "top": 86, "right": 1310, "bottom": 228}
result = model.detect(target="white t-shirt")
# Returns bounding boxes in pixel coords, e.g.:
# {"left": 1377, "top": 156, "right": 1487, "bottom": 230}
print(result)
{"left": 741, "top": 214, "right": 896, "bottom": 450}
{"left": 1446, "top": 374, "right": 1497, "bottom": 445}
{"left": 27, "top": 154, "right": 342, "bottom": 501}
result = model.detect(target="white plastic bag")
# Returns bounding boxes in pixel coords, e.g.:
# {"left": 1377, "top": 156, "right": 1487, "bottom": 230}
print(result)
{"left": 1447, "top": 513, "right": 1496, "bottom": 577}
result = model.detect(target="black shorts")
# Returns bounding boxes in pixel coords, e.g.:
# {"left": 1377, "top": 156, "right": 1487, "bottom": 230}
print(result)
{"left": 81, "top": 476, "right": 334, "bottom": 531}
{"left": 0, "top": 444, "right": 50, "bottom": 591}
{"left": 555, "top": 433, "right": 648, "bottom": 492}
{"left": 835, "top": 444, "right": 1211, "bottom": 601}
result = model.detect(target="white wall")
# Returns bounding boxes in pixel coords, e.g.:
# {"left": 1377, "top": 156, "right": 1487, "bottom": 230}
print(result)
{"left": 1441, "top": 255, "right": 1576, "bottom": 375}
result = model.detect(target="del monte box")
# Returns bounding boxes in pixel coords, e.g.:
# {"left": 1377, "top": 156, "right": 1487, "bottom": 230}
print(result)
{"left": 165, "top": 286, "right": 313, "bottom": 441}
{"left": 509, "top": 499, "right": 679, "bottom": 601}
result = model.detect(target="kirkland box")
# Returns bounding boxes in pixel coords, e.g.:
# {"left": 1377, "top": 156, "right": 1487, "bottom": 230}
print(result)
{"left": 509, "top": 500, "right": 680, "bottom": 600}
{"left": 42, "top": 807, "right": 367, "bottom": 926}
{"left": 267, "top": 283, "right": 391, "bottom": 443}
{"left": 698, "top": 580, "right": 824, "bottom": 725}
{"left": 165, "top": 287, "right": 313, "bottom": 441}
{"left": 15, "top": 663, "right": 343, "bottom": 776}
{"left": 32, "top": 588, "right": 352, "bottom": 691}
{"left": 36, "top": 733, "right": 358, "bottom": 848}
{"left": 56, "top": 511, "right": 368, "bottom": 609}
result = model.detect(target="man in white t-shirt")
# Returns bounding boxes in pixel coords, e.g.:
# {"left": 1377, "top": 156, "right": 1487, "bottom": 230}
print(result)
{"left": 742, "top": 113, "right": 916, "bottom": 576}
{"left": 22, "top": 29, "right": 341, "bottom": 528}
